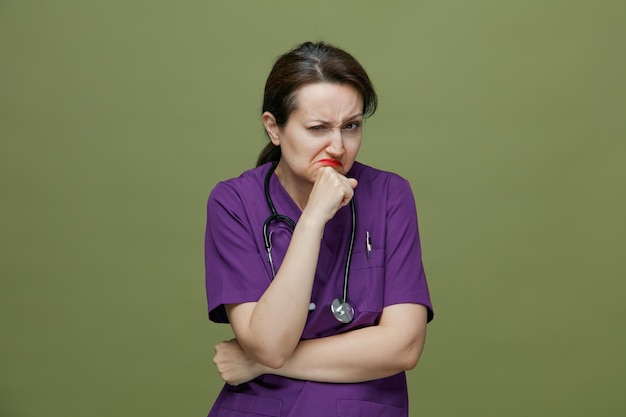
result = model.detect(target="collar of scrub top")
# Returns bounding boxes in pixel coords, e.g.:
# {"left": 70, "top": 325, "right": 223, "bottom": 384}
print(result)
{"left": 262, "top": 161, "right": 357, "bottom": 323}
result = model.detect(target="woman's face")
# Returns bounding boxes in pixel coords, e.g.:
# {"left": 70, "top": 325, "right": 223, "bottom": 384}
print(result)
{"left": 263, "top": 82, "right": 364, "bottom": 195}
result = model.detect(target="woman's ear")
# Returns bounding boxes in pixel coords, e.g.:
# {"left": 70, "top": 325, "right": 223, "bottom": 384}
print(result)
{"left": 262, "top": 112, "right": 281, "bottom": 146}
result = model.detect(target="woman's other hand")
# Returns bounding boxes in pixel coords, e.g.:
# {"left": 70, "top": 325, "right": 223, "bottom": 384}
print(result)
{"left": 213, "top": 339, "right": 266, "bottom": 386}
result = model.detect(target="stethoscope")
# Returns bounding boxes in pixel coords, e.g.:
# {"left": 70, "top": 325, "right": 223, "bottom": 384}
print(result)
{"left": 263, "top": 162, "right": 356, "bottom": 324}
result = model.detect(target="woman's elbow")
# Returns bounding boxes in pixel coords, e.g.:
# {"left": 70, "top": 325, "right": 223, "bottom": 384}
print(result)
{"left": 244, "top": 342, "right": 293, "bottom": 369}
{"left": 256, "top": 351, "right": 288, "bottom": 369}
{"left": 402, "top": 347, "right": 422, "bottom": 370}
{"left": 400, "top": 335, "right": 426, "bottom": 370}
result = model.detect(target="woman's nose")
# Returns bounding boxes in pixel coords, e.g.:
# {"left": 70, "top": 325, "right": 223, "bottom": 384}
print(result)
{"left": 325, "top": 129, "right": 345, "bottom": 155}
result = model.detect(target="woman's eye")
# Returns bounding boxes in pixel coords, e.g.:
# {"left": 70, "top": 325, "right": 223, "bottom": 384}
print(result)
{"left": 343, "top": 122, "right": 362, "bottom": 130}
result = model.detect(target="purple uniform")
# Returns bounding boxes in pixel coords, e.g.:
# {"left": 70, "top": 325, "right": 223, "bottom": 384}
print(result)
{"left": 205, "top": 161, "right": 434, "bottom": 417}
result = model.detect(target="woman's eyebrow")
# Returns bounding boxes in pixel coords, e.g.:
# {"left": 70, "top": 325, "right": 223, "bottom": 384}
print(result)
{"left": 345, "top": 113, "right": 364, "bottom": 121}
{"left": 308, "top": 113, "right": 364, "bottom": 124}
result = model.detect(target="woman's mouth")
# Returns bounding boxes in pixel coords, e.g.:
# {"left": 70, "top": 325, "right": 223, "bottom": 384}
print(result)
{"left": 318, "top": 159, "right": 343, "bottom": 168}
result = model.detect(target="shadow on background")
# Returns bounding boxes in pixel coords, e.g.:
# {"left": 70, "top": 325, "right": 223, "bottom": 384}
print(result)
{"left": 1, "top": 1, "right": 624, "bottom": 416}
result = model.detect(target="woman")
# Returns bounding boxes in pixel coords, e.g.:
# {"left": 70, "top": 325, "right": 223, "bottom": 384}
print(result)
{"left": 205, "top": 41, "right": 434, "bottom": 417}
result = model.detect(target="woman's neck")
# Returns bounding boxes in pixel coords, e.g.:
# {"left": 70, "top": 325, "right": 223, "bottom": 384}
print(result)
{"left": 274, "top": 163, "right": 311, "bottom": 211}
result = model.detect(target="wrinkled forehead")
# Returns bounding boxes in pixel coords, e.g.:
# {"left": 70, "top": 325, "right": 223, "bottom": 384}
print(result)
{"left": 289, "top": 82, "right": 364, "bottom": 123}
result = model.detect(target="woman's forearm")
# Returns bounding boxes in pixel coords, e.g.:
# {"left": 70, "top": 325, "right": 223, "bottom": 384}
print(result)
{"left": 226, "top": 215, "right": 325, "bottom": 368}
{"left": 266, "top": 303, "right": 428, "bottom": 383}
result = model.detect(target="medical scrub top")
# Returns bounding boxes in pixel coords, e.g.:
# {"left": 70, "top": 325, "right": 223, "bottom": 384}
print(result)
{"left": 205, "top": 161, "right": 434, "bottom": 417}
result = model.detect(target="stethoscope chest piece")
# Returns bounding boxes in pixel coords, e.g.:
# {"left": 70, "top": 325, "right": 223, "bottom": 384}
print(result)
{"left": 331, "top": 298, "right": 354, "bottom": 324}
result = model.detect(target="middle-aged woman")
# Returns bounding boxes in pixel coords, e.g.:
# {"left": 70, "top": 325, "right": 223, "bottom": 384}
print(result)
{"left": 204, "top": 41, "right": 434, "bottom": 417}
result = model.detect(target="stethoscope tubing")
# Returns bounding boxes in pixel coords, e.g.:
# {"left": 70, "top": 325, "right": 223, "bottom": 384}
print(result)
{"left": 342, "top": 195, "right": 356, "bottom": 304}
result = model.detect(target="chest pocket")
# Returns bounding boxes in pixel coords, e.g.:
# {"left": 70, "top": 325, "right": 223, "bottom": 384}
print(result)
{"left": 348, "top": 249, "right": 385, "bottom": 314}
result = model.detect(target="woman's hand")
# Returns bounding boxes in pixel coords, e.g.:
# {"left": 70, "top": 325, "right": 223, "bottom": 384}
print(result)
{"left": 213, "top": 339, "right": 266, "bottom": 386}
{"left": 304, "top": 166, "right": 358, "bottom": 224}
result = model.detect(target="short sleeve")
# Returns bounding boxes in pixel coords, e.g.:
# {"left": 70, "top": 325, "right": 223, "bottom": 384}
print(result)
{"left": 205, "top": 182, "right": 269, "bottom": 323}
{"left": 383, "top": 177, "right": 434, "bottom": 322}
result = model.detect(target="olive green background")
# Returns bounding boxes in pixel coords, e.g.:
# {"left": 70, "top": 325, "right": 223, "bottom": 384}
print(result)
{"left": 1, "top": 1, "right": 624, "bottom": 416}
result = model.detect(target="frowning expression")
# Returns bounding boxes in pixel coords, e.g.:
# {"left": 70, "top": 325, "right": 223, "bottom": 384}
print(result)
{"left": 263, "top": 82, "right": 364, "bottom": 195}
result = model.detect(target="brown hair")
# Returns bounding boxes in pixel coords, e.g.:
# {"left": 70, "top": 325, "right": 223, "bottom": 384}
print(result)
{"left": 256, "top": 41, "right": 378, "bottom": 167}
